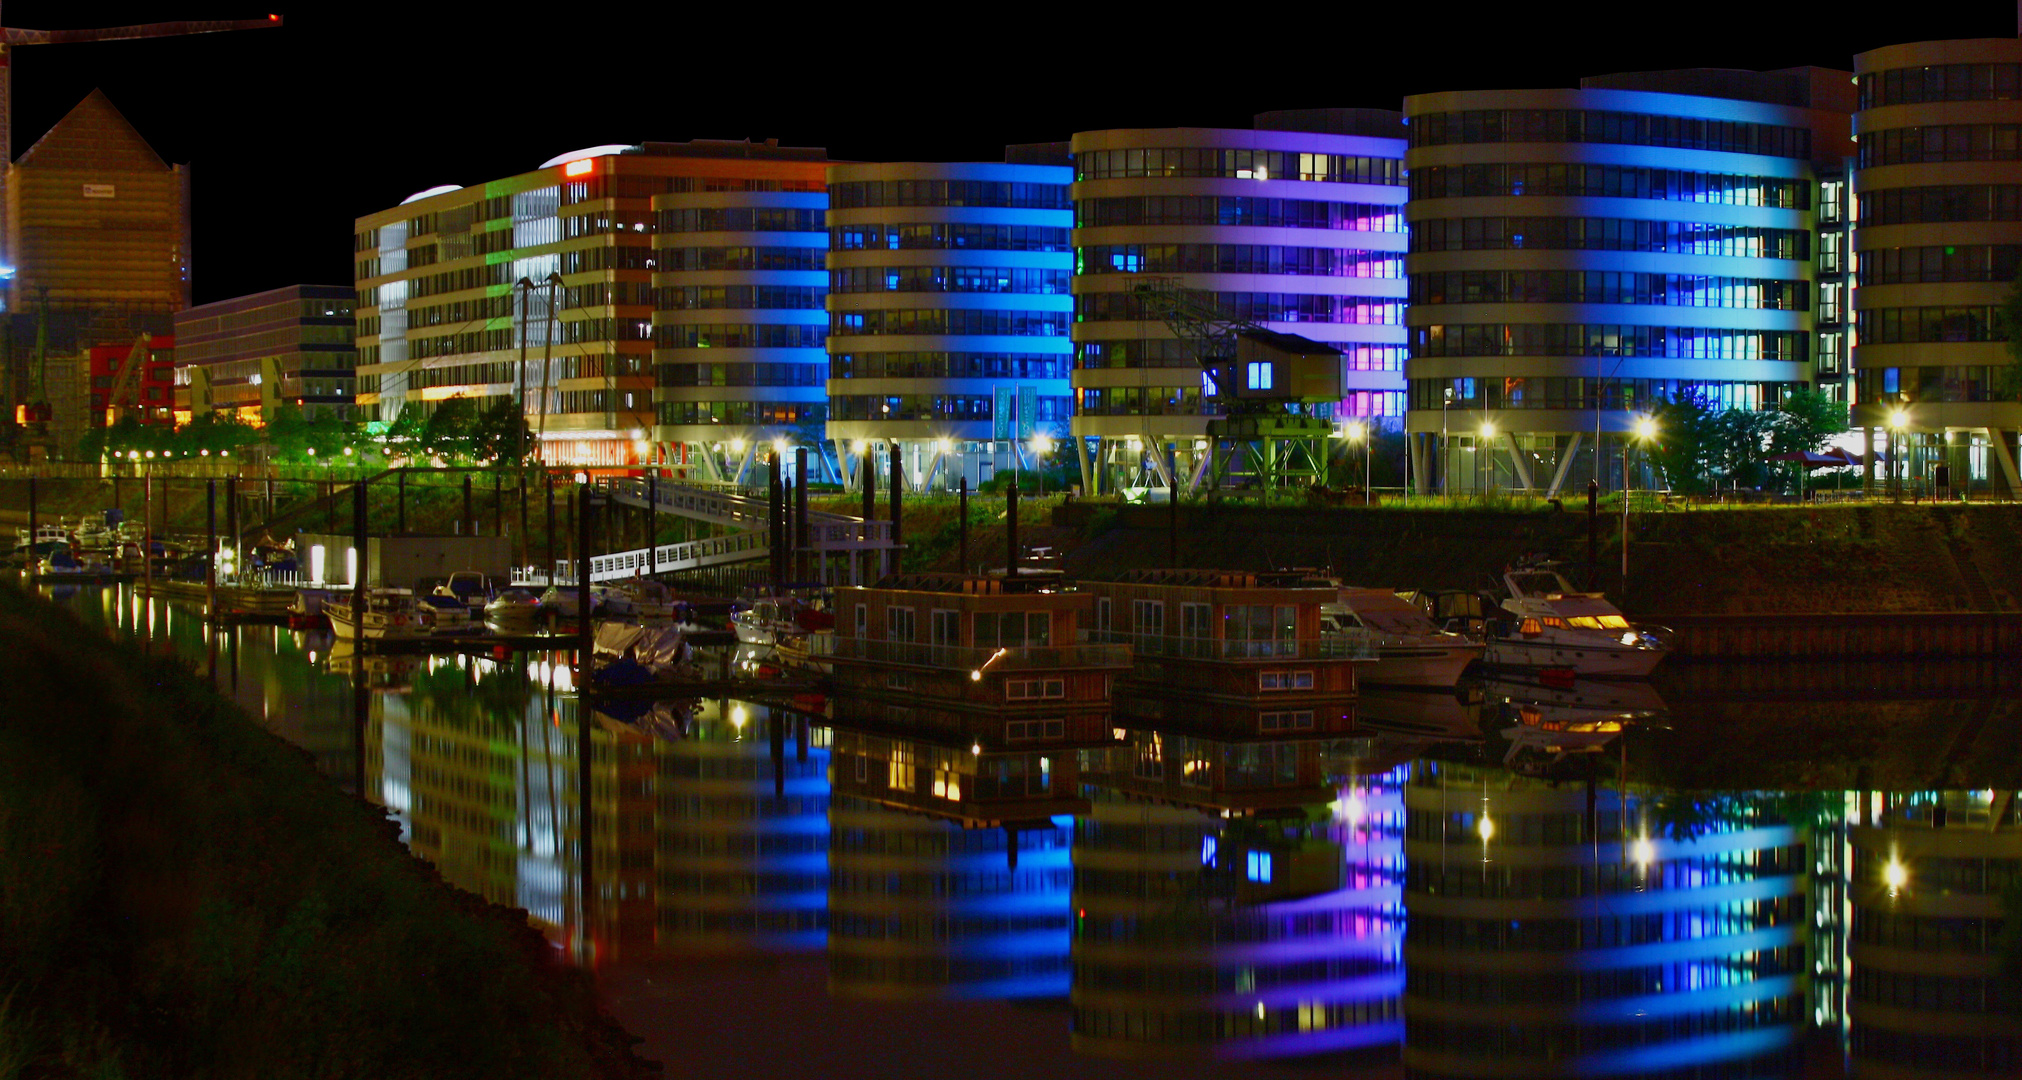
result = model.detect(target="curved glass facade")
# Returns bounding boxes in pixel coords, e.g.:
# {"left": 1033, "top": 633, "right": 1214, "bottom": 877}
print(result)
{"left": 652, "top": 189, "right": 829, "bottom": 479}
{"left": 824, "top": 161, "right": 1074, "bottom": 491}
{"left": 1853, "top": 38, "right": 2022, "bottom": 495}
{"left": 1403, "top": 75, "right": 1841, "bottom": 494}
{"left": 1069, "top": 120, "right": 1408, "bottom": 493}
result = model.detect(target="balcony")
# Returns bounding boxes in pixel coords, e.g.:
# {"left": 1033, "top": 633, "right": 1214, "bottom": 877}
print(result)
{"left": 809, "top": 635, "right": 1132, "bottom": 672}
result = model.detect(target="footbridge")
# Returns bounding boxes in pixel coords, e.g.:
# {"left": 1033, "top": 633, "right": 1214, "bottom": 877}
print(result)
{"left": 557, "top": 477, "right": 897, "bottom": 583}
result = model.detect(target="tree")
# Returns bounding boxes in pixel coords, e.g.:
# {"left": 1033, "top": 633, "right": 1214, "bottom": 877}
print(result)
{"left": 1645, "top": 391, "right": 1721, "bottom": 495}
{"left": 1709, "top": 408, "right": 1777, "bottom": 491}
{"left": 1997, "top": 269, "right": 2022, "bottom": 399}
{"left": 471, "top": 399, "right": 533, "bottom": 462}
{"left": 1768, "top": 387, "right": 1849, "bottom": 456}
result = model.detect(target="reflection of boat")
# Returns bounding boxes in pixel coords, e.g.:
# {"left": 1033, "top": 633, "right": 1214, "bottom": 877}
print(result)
{"left": 326, "top": 589, "right": 429, "bottom": 641}
{"left": 1499, "top": 706, "right": 1627, "bottom": 764}
{"left": 1482, "top": 674, "right": 1667, "bottom": 716}
{"left": 591, "top": 698, "right": 697, "bottom": 740}
{"left": 1483, "top": 563, "right": 1668, "bottom": 678}
{"left": 1356, "top": 685, "right": 1483, "bottom": 741}
{"left": 324, "top": 640, "right": 420, "bottom": 685}
{"left": 1323, "top": 588, "right": 1482, "bottom": 687}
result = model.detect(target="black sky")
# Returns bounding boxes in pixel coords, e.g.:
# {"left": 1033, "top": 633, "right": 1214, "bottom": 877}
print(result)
{"left": 12, "top": 3, "right": 2020, "bottom": 304}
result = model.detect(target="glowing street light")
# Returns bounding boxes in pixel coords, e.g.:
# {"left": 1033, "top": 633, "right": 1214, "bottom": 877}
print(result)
{"left": 1887, "top": 408, "right": 1909, "bottom": 501}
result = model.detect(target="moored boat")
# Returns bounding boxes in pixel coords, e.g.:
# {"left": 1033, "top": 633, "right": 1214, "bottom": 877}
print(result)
{"left": 1482, "top": 562, "right": 1668, "bottom": 678}
{"left": 326, "top": 588, "right": 430, "bottom": 641}
{"left": 1322, "top": 587, "right": 1483, "bottom": 687}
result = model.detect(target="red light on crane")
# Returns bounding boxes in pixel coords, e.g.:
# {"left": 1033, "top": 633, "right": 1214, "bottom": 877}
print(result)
{"left": 562, "top": 158, "right": 595, "bottom": 178}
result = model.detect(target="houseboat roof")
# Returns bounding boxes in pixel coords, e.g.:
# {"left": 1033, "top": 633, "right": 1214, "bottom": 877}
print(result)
{"left": 864, "top": 572, "right": 1068, "bottom": 595}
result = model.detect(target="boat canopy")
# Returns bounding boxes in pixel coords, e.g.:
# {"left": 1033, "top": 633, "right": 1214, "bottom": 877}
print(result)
{"left": 1339, "top": 588, "right": 1444, "bottom": 636}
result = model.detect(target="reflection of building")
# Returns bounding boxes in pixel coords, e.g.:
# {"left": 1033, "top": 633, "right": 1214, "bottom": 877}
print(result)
{"left": 1847, "top": 790, "right": 2022, "bottom": 1078}
{"left": 1070, "top": 112, "right": 1409, "bottom": 495}
{"left": 1403, "top": 762, "right": 1809, "bottom": 1079}
{"left": 173, "top": 285, "right": 356, "bottom": 422}
{"left": 1851, "top": 39, "right": 2022, "bottom": 495}
{"left": 1403, "top": 68, "right": 1852, "bottom": 495}
{"left": 353, "top": 140, "right": 828, "bottom": 467}
{"left": 1069, "top": 767, "right": 1405, "bottom": 1061}
{"left": 656, "top": 700, "right": 830, "bottom": 953}
{"left": 825, "top": 155, "right": 1074, "bottom": 490}
{"left": 826, "top": 791, "right": 1073, "bottom": 1000}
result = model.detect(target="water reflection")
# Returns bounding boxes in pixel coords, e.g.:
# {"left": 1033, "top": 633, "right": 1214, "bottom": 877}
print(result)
{"left": 45, "top": 582, "right": 2022, "bottom": 1077}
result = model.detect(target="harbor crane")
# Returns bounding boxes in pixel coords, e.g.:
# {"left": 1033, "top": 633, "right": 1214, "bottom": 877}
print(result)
{"left": 1131, "top": 277, "right": 1345, "bottom": 496}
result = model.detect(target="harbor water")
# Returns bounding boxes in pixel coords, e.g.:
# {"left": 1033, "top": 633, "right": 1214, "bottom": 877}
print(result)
{"left": 45, "top": 581, "right": 2022, "bottom": 1079}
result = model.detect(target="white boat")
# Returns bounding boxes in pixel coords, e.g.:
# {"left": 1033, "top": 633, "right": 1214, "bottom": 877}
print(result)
{"left": 326, "top": 589, "right": 430, "bottom": 641}
{"left": 613, "top": 577, "right": 683, "bottom": 620}
{"left": 13, "top": 523, "right": 69, "bottom": 554}
{"left": 731, "top": 591, "right": 831, "bottom": 646}
{"left": 419, "top": 593, "right": 480, "bottom": 635}
{"left": 484, "top": 587, "right": 544, "bottom": 628}
{"left": 1482, "top": 563, "right": 1668, "bottom": 678}
{"left": 1322, "top": 588, "right": 1483, "bottom": 687}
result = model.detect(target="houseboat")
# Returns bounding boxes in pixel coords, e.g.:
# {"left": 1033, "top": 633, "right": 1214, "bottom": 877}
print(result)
{"left": 1078, "top": 569, "right": 1366, "bottom": 738}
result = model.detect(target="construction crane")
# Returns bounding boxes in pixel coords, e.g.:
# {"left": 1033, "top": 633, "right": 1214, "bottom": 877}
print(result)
{"left": 1131, "top": 277, "right": 1345, "bottom": 495}
{"left": 105, "top": 330, "right": 153, "bottom": 426}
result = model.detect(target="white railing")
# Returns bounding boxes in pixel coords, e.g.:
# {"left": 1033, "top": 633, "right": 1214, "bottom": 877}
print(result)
{"left": 597, "top": 476, "right": 895, "bottom": 550}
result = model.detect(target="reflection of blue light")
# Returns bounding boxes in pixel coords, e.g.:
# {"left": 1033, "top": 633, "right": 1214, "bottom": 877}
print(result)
{"left": 1247, "top": 850, "right": 1273, "bottom": 883}
{"left": 1202, "top": 836, "right": 1218, "bottom": 866}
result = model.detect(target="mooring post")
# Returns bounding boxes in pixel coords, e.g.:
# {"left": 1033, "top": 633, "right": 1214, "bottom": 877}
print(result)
{"left": 958, "top": 477, "right": 969, "bottom": 574}
{"left": 397, "top": 470, "right": 406, "bottom": 535}
{"left": 1586, "top": 479, "right": 1600, "bottom": 591}
{"left": 493, "top": 470, "right": 502, "bottom": 537}
{"left": 769, "top": 452, "right": 784, "bottom": 585}
{"left": 860, "top": 444, "right": 875, "bottom": 540}
{"left": 576, "top": 483, "right": 593, "bottom": 662}
{"left": 352, "top": 480, "right": 368, "bottom": 631}
{"left": 889, "top": 444, "right": 903, "bottom": 571}
{"left": 794, "top": 448, "right": 809, "bottom": 581}
{"left": 648, "top": 472, "right": 658, "bottom": 577}
{"left": 462, "top": 475, "right": 473, "bottom": 537}
{"left": 545, "top": 473, "right": 556, "bottom": 584}
{"left": 1169, "top": 446, "right": 1180, "bottom": 567}
{"left": 225, "top": 478, "right": 238, "bottom": 586}
{"left": 206, "top": 480, "right": 217, "bottom": 619}
{"left": 519, "top": 476, "right": 530, "bottom": 570}
{"left": 1006, "top": 482, "right": 1019, "bottom": 577}
{"left": 574, "top": 485, "right": 594, "bottom": 939}
{"left": 25, "top": 478, "right": 35, "bottom": 568}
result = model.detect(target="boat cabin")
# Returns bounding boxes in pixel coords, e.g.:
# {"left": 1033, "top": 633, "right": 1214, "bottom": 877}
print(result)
{"left": 1078, "top": 570, "right": 1361, "bottom": 729}
{"left": 817, "top": 572, "right": 1131, "bottom": 751}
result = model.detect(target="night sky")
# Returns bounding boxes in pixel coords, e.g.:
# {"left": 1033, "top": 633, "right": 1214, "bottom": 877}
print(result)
{"left": 12, "top": 3, "right": 2020, "bottom": 304}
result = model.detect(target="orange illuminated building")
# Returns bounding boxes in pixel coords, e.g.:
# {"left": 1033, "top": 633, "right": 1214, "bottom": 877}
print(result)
{"left": 353, "top": 140, "right": 830, "bottom": 470}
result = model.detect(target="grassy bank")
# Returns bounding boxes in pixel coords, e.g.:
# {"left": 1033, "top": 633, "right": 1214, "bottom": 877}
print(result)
{"left": 0, "top": 584, "right": 653, "bottom": 1079}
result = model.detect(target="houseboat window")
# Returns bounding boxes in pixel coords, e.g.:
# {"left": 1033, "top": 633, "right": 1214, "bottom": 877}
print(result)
{"left": 854, "top": 603, "right": 868, "bottom": 637}
{"left": 1007, "top": 677, "right": 1066, "bottom": 700}
{"left": 931, "top": 608, "right": 959, "bottom": 646}
{"left": 1180, "top": 602, "right": 1212, "bottom": 638}
{"left": 977, "top": 610, "right": 1051, "bottom": 647}
{"left": 1006, "top": 718, "right": 1065, "bottom": 740}
{"left": 1133, "top": 599, "right": 1166, "bottom": 637}
{"left": 889, "top": 745, "right": 916, "bottom": 790}
{"left": 1135, "top": 734, "right": 1165, "bottom": 779}
{"left": 1096, "top": 596, "right": 1111, "bottom": 631}
{"left": 1226, "top": 604, "right": 1299, "bottom": 655}
{"left": 1259, "top": 670, "right": 1315, "bottom": 691}
{"left": 885, "top": 671, "right": 914, "bottom": 690}
{"left": 932, "top": 766, "right": 961, "bottom": 801}
{"left": 1261, "top": 710, "right": 1316, "bottom": 732}
{"left": 886, "top": 606, "right": 916, "bottom": 642}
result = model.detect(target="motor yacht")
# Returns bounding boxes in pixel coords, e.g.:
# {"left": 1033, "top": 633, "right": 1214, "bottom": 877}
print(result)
{"left": 1482, "top": 563, "right": 1668, "bottom": 678}
{"left": 1321, "top": 588, "right": 1482, "bottom": 687}
{"left": 326, "top": 589, "right": 430, "bottom": 641}
{"left": 484, "top": 587, "right": 544, "bottom": 629}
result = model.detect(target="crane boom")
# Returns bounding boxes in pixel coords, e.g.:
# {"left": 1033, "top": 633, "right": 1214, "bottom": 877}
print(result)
{"left": 4, "top": 16, "right": 282, "bottom": 46}
{"left": 107, "top": 332, "right": 152, "bottom": 426}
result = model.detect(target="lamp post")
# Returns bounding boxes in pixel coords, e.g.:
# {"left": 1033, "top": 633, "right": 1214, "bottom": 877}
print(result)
{"left": 1354, "top": 421, "right": 1371, "bottom": 505}
{"left": 1029, "top": 432, "right": 1053, "bottom": 497}
{"left": 1625, "top": 415, "right": 1656, "bottom": 587}
{"left": 1441, "top": 386, "right": 1453, "bottom": 499}
{"left": 1887, "top": 407, "right": 1909, "bottom": 503}
{"left": 1478, "top": 420, "right": 1496, "bottom": 495}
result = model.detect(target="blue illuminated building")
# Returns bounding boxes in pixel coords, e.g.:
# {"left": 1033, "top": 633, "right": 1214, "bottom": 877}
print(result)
{"left": 825, "top": 152, "right": 1075, "bottom": 492}
{"left": 1403, "top": 69, "right": 1854, "bottom": 496}
{"left": 1068, "top": 111, "right": 1409, "bottom": 496}
{"left": 1402, "top": 762, "right": 1810, "bottom": 1080}
{"left": 1850, "top": 38, "right": 2022, "bottom": 496}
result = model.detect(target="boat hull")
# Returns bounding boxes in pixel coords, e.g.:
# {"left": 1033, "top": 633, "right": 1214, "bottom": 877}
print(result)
{"left": 1483, "top": 635, "right": 1666, "bottom": 678}
{"left": 1363, "top": 642, "right": 1482, "bottom": 687}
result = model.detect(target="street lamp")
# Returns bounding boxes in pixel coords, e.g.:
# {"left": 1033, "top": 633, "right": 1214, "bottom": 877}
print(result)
{"left": 1625, "top": 415, "right": 1657, "bottom": 586}
{"left": 1441, "top": 386, "right": 1454, "bottom": 498}
{"left": 1887, "top": 407, "right": 1909, "bottom": 502}
{"left": 1029, "top": 432, "right": 1054, "bottom": 497}
{"left": 1478, "top": 420, "right": 1495, "bottom": 494}
{"left": 1350, "top": 421, "right": 1371, "bottom": 505}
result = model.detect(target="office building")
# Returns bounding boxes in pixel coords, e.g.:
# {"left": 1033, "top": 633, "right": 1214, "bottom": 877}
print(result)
{"left": 354, "top": 140, "right": 827, "bottom": 469}
{"left": 173, "top": 285, "right": 356, "bottom": 422}
{"left": 85, "top": 334, "right": 173, "bottom": 426}
{"left": 1850, "top": 39, "right": 2022, "bottom": 495}
{"left": 825, "top": 154, "right": 1074, "bottom": 491}
{"left": 654, "top": 185, "right": 829, "bottom": 483}
{"left": 1069, "top": 111, "right": 1408, "bottom": 495}
{"left": 1403, "top": 69, "right": 1853, "bottom": 494}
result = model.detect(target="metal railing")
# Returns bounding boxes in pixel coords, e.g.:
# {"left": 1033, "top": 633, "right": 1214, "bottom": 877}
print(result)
{"left": 1078, "top": 629, "right": 1362, "bottom": 660}
{"left": 809, "top": 635, "right": 1132, "bottom": 671}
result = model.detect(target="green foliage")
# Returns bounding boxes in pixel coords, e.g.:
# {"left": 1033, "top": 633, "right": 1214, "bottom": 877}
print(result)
{"left": 1646, "top": 391, "right": 1722, "bottom": 495}
{"left": 1646, "top": 388, "right": 1848, "bottom": 495}
{"left": 1767, "top": 387, "right": 1849, "bottom": 456}
{"left": 471, "top": 399, "right": 534, "bottom": 463}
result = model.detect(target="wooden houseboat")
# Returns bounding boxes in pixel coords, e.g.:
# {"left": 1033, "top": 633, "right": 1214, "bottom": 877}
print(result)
{"left": 1078, "top": 569, "right": 1365, "bottom": 738}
